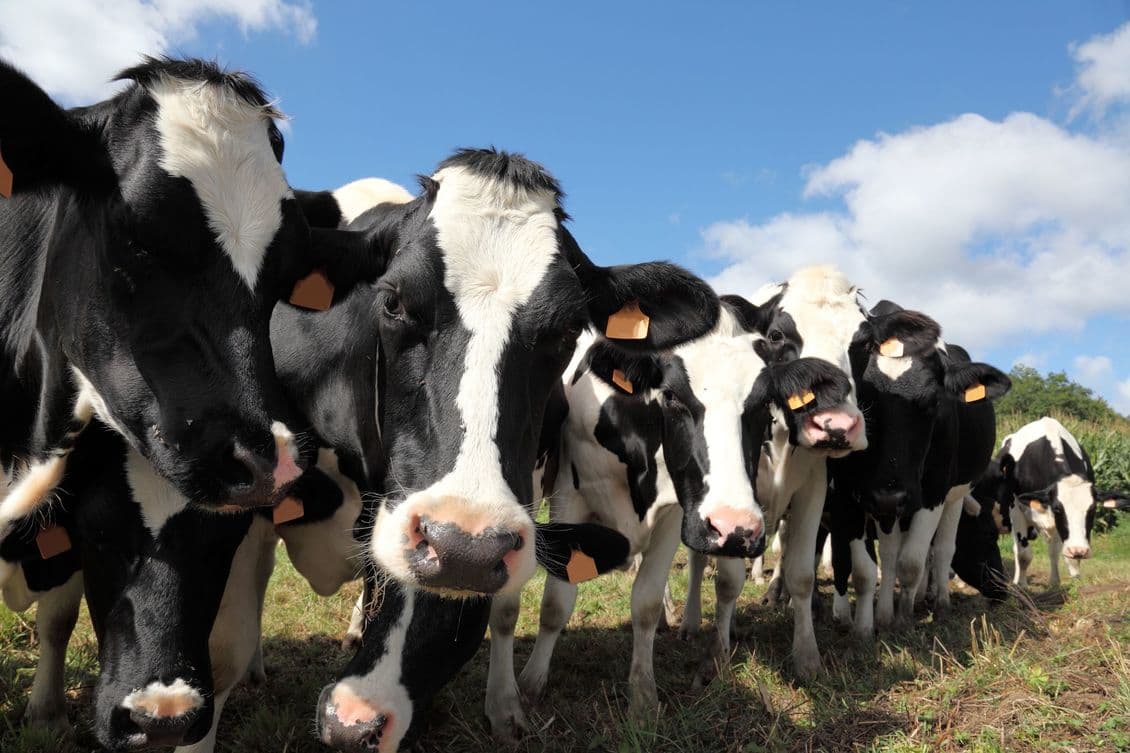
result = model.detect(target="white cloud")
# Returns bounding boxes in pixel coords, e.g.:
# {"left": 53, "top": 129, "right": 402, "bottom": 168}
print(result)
{"left": 1070, "top": 21, "right": 1130, "bottom": 117}
{"left": 1073, "top": 354, "right": 1113, "bottom": 382}
{"left": 704, "top": 26, "right": 1130, "bottom": 353}
{"left": 1013, "top": 353, "right": 1046, "bottom": 370}
{"left": 0, "top": 0, "right": 316, "bottom": 103}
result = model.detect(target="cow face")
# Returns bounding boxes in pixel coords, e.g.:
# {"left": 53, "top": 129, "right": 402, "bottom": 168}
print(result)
{"left": 0, "top": 58, "right": 380, "bottom": 507}
{"left": 848, "top": 302, "right": 1010, "bottom": 528}
{"left": 739, "top": 267, "right": 868, "bottom": 455}
{"left": 1016, "top": 477, "right": 1097, "bottom": 560}
{"left": 360, "top": 149, "right": 719, "bottom": 597}
{"left": 582, "top": 302, "right": 854, "bottom": 558}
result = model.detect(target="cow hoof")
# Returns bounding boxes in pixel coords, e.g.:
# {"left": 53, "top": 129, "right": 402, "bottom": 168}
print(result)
{"left": 246, "top": 666, "right": 267, "bottom": 687}
{"left": 852, "top": 626, "right": 875, "bottom": 643}
{"left": 23, "top": 707, "right": 71, "bottom": 735}
{"left": 792, "top": 649, "right": 823, "bottom": 680}
{"left": 517, "top": 671, "right": 548, "bottom": 703}
{"left": 677, "top": 622, "right": 700, "bottom": 641}
{"left": 761, "top": 580, "right": 785, "bottom": 607}
{"left": 486, "top": 696, "right": 529, "bottom": 742}
{"left": 629, "top": 687, "right": 659, "bottom": 720}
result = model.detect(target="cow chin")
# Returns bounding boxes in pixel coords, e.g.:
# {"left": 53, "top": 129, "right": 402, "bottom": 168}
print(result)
{"left": 101, "top": 678, "right": 212, "bottom": 750}
{"left": 370, "top": 495, "right": 537, "bottom": 598}
{"left": 317, "top": 682, "right": 411, "bottom": 753}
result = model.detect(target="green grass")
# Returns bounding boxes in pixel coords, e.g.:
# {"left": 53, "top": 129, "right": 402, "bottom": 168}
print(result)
{"left": 3, "top": 523, "right": 1129, "bottom": 753}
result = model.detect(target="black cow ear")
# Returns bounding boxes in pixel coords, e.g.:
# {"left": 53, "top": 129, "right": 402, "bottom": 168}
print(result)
{"left": 534, "top": 522, "right": 631, "bottom": 583}
{"left": 294, "top": 189, "right": 345, "bottom": 229}
{"left": 720, "top": 294, "right": 764, "bottom": 334}
{"left": 1095, "top": 491, "right": 1130, "bottom": 511}
{"left": 762, "top": 357, "right": 852, "bottom": 414}
{"left": 868, "top": 309, "right": 941, "bottom": 359}
{"left": 1018, "top": 486, "right": 1055, "bottom": 512}
{"left": 286, "top": 226, "right": 394, "bottom": 308}
{"left": 561, "top": 228, "right": 719, "bottom": 351}
{"left": 999, "top": 454, "right": 1016, "bottom": 479}
{"left": 0, "top": 60, "right": 116, "bottom": 197}
{"left": 944, "top": 362, "right": 1011, "bottom": 403}
{"left": 585, "top": 340, "right": 663, "bottom": 396}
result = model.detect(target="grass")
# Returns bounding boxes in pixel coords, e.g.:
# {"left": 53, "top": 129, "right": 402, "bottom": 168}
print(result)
{"left": 2, "top": 522, "right": 1128, "bottom": 753}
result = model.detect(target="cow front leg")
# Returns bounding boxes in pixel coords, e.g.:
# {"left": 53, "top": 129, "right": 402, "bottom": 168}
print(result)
{"left": 783, "top": 476, "right": 826, "bottom": 678}
{"left": 517, "top": 574, "right": 578, "bottom": 703}
{"left": 1010, "top": 507, "right": 1031, "bottom": 587}
{"left": 709, "top": 556, "right": 745, "bottom": 672}
{"left": 895, "top": 506, "right": 944, "bottom": 627}
{"left": 875, "top": 526, "right": 900, "bottom": 631}
{"left": 486, "top": 592, "right": 528, "bottom": 740}
{"left": 628, "top": 509, "right": 682, "bottom": 717}
{"left": 342, "top": 589, "right": 367, "bottom": 651}
{"left": 929, "top": 494, "right": 965, "bottom": 617}
{"left": 850, "top": 538, "right": 877, "bottom": 641}
{"left": 679, "top": 549, "right": 707, "bottom": 639}
{"left": 1047, "top": 533, "right": 1063, "bottom": 588}
{"left": 25, "top": 573, "right": 83, "bottom": 732}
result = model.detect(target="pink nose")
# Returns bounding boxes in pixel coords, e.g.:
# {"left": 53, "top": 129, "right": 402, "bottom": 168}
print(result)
{"left": 705, "top": 506, "right": 764, "bottom": 543}
{"left": 1064, "top": 546, "right": 1091, "bottom": 560}
{"left": 805, "top": 410, "right": 861, "bottom": 446}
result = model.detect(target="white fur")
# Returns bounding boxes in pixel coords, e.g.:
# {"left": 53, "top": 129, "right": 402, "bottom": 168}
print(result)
{"left": 332, "top": 178, "right": 413, "bottom": 223}
{"left": 121, "top": 679, "right": 204, "bottom": 717}
{"left": 126, "top": 447, "right": 190, "bottom": 536}
{"left": 876, "top": 354, "right": 913, "bottom": 381}
{"left": 150, "top": 76, "right": 291, "bottom": 290}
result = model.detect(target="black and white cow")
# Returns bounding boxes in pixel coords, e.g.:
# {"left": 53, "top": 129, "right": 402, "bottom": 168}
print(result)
{"left": 826, "top": 301, "right": 1010, "bottom": 635}
{"left": 0, "top": 57, "right": 393, "bottom": 566}
{"left": 978, "top": 417, "right": 1120, "bottom": 587}
{"left": 481, "top": 300, "right": 859, "bottom": 734}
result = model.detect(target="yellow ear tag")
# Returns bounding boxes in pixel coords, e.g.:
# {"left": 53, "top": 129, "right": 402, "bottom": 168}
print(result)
{"left": 605, "top": 300, "right": 650, "bottom": 340}
{"left": 565, "top": 549, "right": 599, "bottom": 584}
{"left": 611, "top": 369, "right": 634, "bottom": 394}
{"left": 0, "top": 141, "right": 12, "bottom": 199}
{"left": 290, "top": 269, "right": 334, "bottom": 311}
{"left": 878, "top": 338, "right": 904, "bottom": 357}
{"left": 787, "top": 390, "right": 816, "bottom": 411}
{"left": 1027, "top": 500, "right": 1045, "bottom": 513}
{"left": 273, "top": 496, "right": 305, "bottom": 525}
{"left": 36, "top": 524, "right": 72, "bottom": 560}
{"left": 1103, "top": 499, "right": 1117, "bottom": 509}
{"left": 964, "top": 383, "right": 987, "bottom": 403}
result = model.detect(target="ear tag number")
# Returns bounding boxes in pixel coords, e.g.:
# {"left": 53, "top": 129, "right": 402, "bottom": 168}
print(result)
{"left": 0, "top": 141, "right": 13, "bottom": 198}
{"left": 611, "top": 369, "right": 634, "bottom": 394}
{"left": 36, "top": 524, "right": 71, "bottom": 559}
{"left": 787, "top": 390, "right": 816, "bottom": 411}
{"left": 273, "top": 497, "right": 305, "bottom": 525}
{"left": 879, "top": 338, "right": 904, "bottom": 357}
{"left": 964, "top": 383, "right": 987, "bottom": 403}
{"left": 290, "top": 269, "right": 334, "bottom": 311}
{"left": 566, "top": 549, "right": 599, "bottom": 583}
{"left": 606, "top": 300, "right": 650, "bottom": 340}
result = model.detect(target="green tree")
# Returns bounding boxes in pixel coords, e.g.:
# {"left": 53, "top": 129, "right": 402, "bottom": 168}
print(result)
{"left": 996, "top": 365, "right": 1123, "bottom": 424}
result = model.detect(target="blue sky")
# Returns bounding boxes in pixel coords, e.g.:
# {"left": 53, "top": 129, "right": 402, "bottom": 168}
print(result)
{"left": 3, "top": 1, "right": 1128, "bottom": 412}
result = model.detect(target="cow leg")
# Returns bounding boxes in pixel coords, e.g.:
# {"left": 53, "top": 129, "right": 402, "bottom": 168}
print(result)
{"left": 517, "top": 575, "right": 578, "bottom": 702}
{"left": 895, "top": 506, "right": 944, "bottom": 627}
{"left": 830, "top": 515, "right": 854, "bottom": 627}
{"left": 1047, "top": 533, "right": 1063, "bottom": 588}
{"left": 762, "top": 523, "right": 788, "bottom": 607}
{"left": 783, "top": 475, "right": 826, "bottom": 678}
{"left": 244, "top": 533, "right": 276, "bottom": 688}
{"left": 875, "top": 526, "right": 900, "bottom": 631}
{"left": 929, "top": 494, "right": 965, "bottom": 617}
{"left": 174, "top": 686, "right": 231, "bottom": 753}
{"left": 486, "top": 592, "right": 529, "bottom": 740}
{"left": 343, "top": 589, "right": 367, "bottom": 651}
{"left": 628, "top": 508, "right": 682, "bottom": 717}
{"left": 710, "top": 556, "right": 745, "bottom": 671}
{"left": 1010, "top": 506, "right": 1032, "bottom": 587}
{"left": 25, "top": 573, "right": 83, "bottom": 732}
{"left": 850, "top": 537, "right": 877, "bottom": 641}
{"left": 750, "top": 554, "right": 766, "bottom": 585}
{"left": 679, "top": 549, "right": 707, "bottom": 639}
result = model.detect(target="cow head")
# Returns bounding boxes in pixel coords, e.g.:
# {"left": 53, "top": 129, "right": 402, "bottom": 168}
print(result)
{"left": 1016, "top": 476, "right": 1098, "bottom": 560}
{"left": 348, "top": 149, "right": 719, "bottom": 596}
{"left": 0, "top": 57, "right": 380, "bottom": 508}
{"left": 580, "top": 299, "right": 854, "bottom": 558}
{"left": 744, "top": 267, "right": 868, "bottom": 455}
{"left": 848, "top": 301, "right": 1010, "bottom": 528}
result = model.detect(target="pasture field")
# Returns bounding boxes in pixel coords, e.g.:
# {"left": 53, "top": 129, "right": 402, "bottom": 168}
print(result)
{"left": 1, "top": 525, "right": 1128, "bottom": 753}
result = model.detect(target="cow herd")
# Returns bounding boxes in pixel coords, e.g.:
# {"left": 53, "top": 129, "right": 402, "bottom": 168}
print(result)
{"left": 1, "top": 57, "right": 1127, "bottom": 753}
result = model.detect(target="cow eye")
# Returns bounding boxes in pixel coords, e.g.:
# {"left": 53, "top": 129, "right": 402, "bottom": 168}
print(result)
{"left": 562, "top": 324, "right": 582, "bottom": 342}
{"left": 769, "top": 330, "right": 784, "bottom": 344}
{"left": 662, "top": 389, "right": 682, "bottom": 406}
{"left": 378, "top": 284, "right": 406, "bottom": 320}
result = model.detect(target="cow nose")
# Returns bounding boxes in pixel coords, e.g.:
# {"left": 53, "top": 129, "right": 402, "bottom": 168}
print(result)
{"left": 318, "top": 684, "right": 395, "bottom": 753}
{"left": 1064, "top": 545, "right": 1091, "bottom": 560}
{"left": 804, "top": 410, "right": 862, "bottom": 449}
{"left": 704, "top": 506, "right": 766, "bottom": 557}
{"left": 407, "top": 515, "right": 524, "bottom": 594}
{"left": 120, "top": 680, "right": 205, "bottom": 747}
{"left": 870, "top": 488, "right": 908, "bottom": 519}
{"left": 217, "top": 425, "right": 301, "bottom": 506}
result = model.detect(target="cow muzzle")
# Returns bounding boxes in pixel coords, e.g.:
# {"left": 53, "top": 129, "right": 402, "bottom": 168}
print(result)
{"left": 1064, "top": 544, "right": 1091, "bottom": 560}
{"left": 702, "top": 506, "right": 767, "bottom": 558}
{"left": 216, "top": 422, "right": 302, "bottom": 507}
{"left": 801, "top": 408, "right": 865, "bottom": 454}
{"left": 117, "top": 679, "right": 208, "bottom": 748}
{"left": 317, "top": 683, "right": 403, "bottom": 753}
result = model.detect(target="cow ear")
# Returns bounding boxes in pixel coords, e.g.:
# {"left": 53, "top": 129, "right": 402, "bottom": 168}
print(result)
{"left": 720, "top": 294, "right": 765, "bottom": 334}
{"left": 585, "top": 340, "right": 663, "bottom": 396}
{"left": 0, "top": 60, "right": 117, "bottom": 197}
{"left": 561, "top": 228, "right": 719, "bottom": 351}
{"left": 757, "top": 357, "right": 852, "bottom": 414}
{"left": 294, "top": 189, "right": 345, "bottom": 229}
{"left": 999, "top": 454, "right": 1016, "bottom": 479}
{"left": 867, "top": 308, "right": 941, "bottom": 359}
{"left": 1018, "top": 486, "right": 1054, "bottom": 513}
{"left": 944, "top": 362, "right": 1011, "bottom": 403}
{"left": 1095, "top": 491, "right": 1130, "bottom": 511}
{"left": 534, "top": 522, "right": 631, "bottom": 583}
{"left": 287, "top": 226, "right": 393, "bottom": 307}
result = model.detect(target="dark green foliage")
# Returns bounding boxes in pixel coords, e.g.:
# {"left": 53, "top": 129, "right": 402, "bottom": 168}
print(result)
{"left": 996, "top": 365, "right": 1124, "bottom": 424}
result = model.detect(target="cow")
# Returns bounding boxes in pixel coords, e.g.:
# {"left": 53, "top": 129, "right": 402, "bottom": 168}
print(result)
{"left": 0, "top": 56, "right": 394, "bottom": 571}
{"left": 481, "top": 298, "right": 859, "bottom": 736}
{"left": 978, "top": 417, "right": 1122, "bottom": 587}
{"left": 824, "top": 301, "right": 1010, "bottom": 636}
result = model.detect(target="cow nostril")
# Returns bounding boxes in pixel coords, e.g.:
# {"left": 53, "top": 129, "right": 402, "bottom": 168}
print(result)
{"left": 511, "top": 533, "right": 524, "bottom": 551}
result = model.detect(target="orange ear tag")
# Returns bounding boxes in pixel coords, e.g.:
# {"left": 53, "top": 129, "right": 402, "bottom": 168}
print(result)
{"left": 0, "top": 141, "right": 13, "bottom": 199}
{"left": 36, "top": 524, "right": 72, "bottom": 559}
{"left": 1026, "top": 500, "right": 1045, "bottom": 513}
{"left": 565, "top": 549, "right": 599, "bottom": 584}
{"left": 290, "top": 269, "right": 334, "bottom": 311}
{"left": 605, "top": 300, "right": 650, "bottom": 340}
{"left": 1102, "top": 499, "right": 1117, "bottom": 509}
{"left": 964, "top": 383, "right": 987, "bottom": 403}
{"left": 879, "top": 338, "right": 904, "bottom": 357}
{"left": 273, "top": 497, "right": 305, "bottom": 525}
{"left": 611, "top": 369, "right": 634, "bottom": 394}
{"left": 787, "top": 390, "right": 816, "bottom": 411}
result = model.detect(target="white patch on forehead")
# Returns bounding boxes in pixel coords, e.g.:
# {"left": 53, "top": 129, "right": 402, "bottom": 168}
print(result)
{"left": 1057, "top": 475, "right": 1094, "bottom": 545}
{"left": 426, "top": 165, "right": 560, "bottom": 502}
{"left": 150, "top": 76, "right": 291, "bottom": 290}
{"left": 125, "top": 447, "right": 189, "bottom": 536}
{"left": 876, "top": 354, "right": 913, "bottom": 381}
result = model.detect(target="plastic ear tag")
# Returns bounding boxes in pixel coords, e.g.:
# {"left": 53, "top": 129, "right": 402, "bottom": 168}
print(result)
{"left": 565, "top": 549, "right": 599, "bottom": 583}
{"left": 964, "top": 383, "right": 986, "bottom": 403}
{"left": 611, "top": 369, "right": 634, "bottom": 394}
{"left": 290, "top": 269, "right": 334, "bottom": 311}
{"left": 1103, "top": 499, "right": 1117, "bottom": 509}
{"left": 787, "top": 390, "right": 816, "bottom": 411}
{"left": 878, "top": 338, "right": 904, "bottom": 357}
{"left": 0, "top": 142, "right": 12, "bottom": 199}
{"left": 1026, "top": 499, "right": 1045, "bottom": 513}
{"left": 605, "top": 300, "right": 650, "bottom": 340}
{"left": 36, "top": 524, "right": 71, "bottom": 559}
{"left": 273, "top": 496, "right": 305, "bottom": 525}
